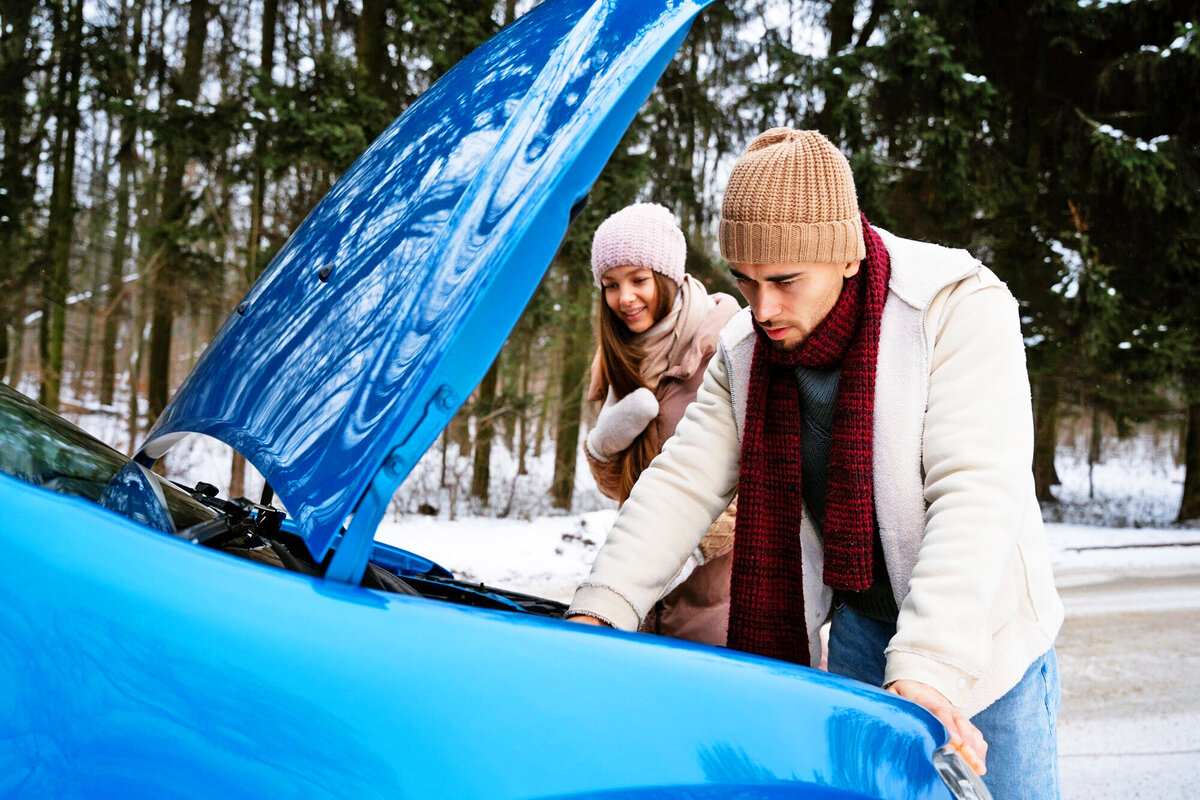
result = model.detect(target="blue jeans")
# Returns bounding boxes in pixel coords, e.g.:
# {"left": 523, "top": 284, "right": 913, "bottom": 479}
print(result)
{"left": 827, "top": 603, "right": 1061, "bottom": 800}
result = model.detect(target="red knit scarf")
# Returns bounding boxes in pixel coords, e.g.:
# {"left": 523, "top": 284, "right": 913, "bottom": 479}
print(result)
{"left": 726, "top": 215, "right": 891, "bottom": 665}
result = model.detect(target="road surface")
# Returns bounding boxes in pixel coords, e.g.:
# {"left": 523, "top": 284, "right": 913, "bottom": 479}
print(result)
{"left": 1056, "top": 568, "right": 1200, "bottom": 798}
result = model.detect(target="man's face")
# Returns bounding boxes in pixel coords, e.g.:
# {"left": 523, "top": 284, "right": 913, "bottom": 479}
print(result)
{"left": 730, "top": 260, "right": 861, "bottom": 350}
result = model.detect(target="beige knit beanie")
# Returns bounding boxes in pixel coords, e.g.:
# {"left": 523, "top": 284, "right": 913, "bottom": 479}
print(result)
{"left": 719, "top": 128, "right": 866, "bottom": 264}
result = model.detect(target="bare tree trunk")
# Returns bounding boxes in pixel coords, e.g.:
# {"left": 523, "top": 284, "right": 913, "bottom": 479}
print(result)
{"left": 1033, "top": 373, "right": 1061, "bottom": 503}
{"left": 101, "top": 130, "right": 136, "bottom": 405}
{"left": 39, "top": 0, "right": 85, "bottom": 411}
{"left": 356, "top": 0, "right": 386, "bottom": 91}
{"left": 1087, "top": 405, "right": 1102, "bottom": 501}
{"left": 0, "top": 301, "right": 9, "bottom": 385}
{"left": 439, "top": 430, "right": 449, "bottom": 491}
{"left": 533, "top": 360, "right": 550, "bottom": 460}
{"left": 550, "top": 362, "right": 587, "bottom": 510}
{"left": 470, "top": 356, "right": 501, "bottom": 505}
{"left": 247, "top": 0, "right": 276, "bottom": 288}
{"left": 0, "top": 0, "right": 38, "bottom": 382}
{"left": 76, "top": 253, "right": 102, "bottom": 397}
{"left": 1179, "top": 401, "right": 1200, "bottom": 523}
{"left": 450, "top": 405, "right": 472, "bottom": 454}
{"left": 101, "top": 0, "right": 145, "bottom": 406}
{"left": 551, "top": 266, "right": 591, "bottom": 510}
{"left": 229, "top": 449, "right": 247, "bottom": 498}
{"left": 77, "top": 118, "right": 116, "bottom": 398}
{"left": 8, "top": 292, "right": 29, "bottom": 386}
{"left": 516, "top": 333, "right": 532, "bottom": 475}
{"left": 147, "top": 0, "right": 208, "bottom": 422}
{"left": 128, "top": 131, "right": 162, "bottom": 451}
{"left": 127, "top": 294, "right": 149, "bottom": 453}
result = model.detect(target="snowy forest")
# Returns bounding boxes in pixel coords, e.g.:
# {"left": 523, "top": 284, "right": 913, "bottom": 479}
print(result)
{"left": 1, "top": 0, "right": 1197, "bottom": 523}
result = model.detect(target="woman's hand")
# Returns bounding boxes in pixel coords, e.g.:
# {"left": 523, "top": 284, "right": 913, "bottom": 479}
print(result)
{"left": 586, "top": 387, "right": 659, "bottom": 461}
{"left": 887, "top": 679, "right": 988, "bottom": 775}
{"left": 565, "top": 614, "right": 610, "bottom": 627}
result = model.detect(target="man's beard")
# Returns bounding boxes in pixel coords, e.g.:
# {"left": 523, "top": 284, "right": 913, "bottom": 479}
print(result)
{"left": 770, "top": 337, "right": 801, "bottom": 352}
{"left": 756, "top": 321, "right": 802, "bottom": 352}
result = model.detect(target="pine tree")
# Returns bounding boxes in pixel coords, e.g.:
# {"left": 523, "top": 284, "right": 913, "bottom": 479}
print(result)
{"left": 0, "top": 0, "right": 41, "bottom": 384}
{"left": 775, "top": 0, "right": 1199, "bottom": 517}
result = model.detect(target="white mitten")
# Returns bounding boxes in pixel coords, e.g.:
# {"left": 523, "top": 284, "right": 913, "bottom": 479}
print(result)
{"left": 586, "top": 387, "right": 659, "bottom": 461}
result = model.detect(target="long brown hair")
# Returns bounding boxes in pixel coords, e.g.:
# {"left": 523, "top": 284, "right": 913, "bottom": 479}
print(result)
{"left": 594, "top": 271, "right": 677, "bottom": 502}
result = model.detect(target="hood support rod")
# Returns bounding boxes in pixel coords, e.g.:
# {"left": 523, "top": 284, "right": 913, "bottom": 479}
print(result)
{"left": 324, "top": 471, "right": 391, "bottom": 585}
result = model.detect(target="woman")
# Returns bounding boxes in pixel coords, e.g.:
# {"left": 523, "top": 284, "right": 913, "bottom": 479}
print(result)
{"left": 585, "top": 202, "right": 739, "bottom": 646}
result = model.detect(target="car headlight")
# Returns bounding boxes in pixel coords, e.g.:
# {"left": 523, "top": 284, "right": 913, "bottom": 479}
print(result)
{"left": 933, "top": 746, "right": 993, "bottom": 800}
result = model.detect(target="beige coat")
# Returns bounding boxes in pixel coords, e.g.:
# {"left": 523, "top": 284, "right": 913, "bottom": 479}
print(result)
{"left": 570, "top": 228, "right": 1063, "bottom": 716}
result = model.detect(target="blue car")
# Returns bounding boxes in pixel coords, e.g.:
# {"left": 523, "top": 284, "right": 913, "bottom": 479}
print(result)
{"left": 0, "top": 1, "right": 991, "bottom": 797}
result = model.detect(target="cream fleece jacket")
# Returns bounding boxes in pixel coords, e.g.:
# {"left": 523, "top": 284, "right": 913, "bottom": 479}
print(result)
{"left": 569, "top": 229, "right": 1064, "bottom": 716}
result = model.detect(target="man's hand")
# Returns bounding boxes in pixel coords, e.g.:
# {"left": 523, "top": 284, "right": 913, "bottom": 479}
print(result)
{"left": 565, "top": 614, "right": 610, "bottom": 627}
{"left": 887, "top": 679, "right": 987, "bottom": 775}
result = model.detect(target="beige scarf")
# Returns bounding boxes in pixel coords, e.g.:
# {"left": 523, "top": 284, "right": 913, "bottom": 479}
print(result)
{"left": 635, "top": 275, "right": 716, "bottom": 386}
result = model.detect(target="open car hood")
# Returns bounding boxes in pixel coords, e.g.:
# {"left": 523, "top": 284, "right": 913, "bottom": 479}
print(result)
{"left": 142, "top": 0, "right": 714, "bottom": 568}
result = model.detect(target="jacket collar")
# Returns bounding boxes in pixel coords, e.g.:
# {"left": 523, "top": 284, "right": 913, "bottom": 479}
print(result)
{"left": 874, "top": 227, "right": 982, "bottom": 311}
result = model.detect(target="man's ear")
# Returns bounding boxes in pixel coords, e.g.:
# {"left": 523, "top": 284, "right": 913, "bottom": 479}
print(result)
{"left": 843, "top": 259, "right": 862, "bottom": 279}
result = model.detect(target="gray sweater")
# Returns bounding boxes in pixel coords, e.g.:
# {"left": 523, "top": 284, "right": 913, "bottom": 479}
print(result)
{"left": 796, "top": 366, "right": 897, "bottom": 621}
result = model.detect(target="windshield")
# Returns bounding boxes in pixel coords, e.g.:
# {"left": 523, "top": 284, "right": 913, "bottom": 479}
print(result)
{"left": 0, "top": 384, "right": 214, "bottom": 530}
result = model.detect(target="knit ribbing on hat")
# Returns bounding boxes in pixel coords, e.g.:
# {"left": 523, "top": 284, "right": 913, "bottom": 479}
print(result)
{"left": 591, "top": 202, "right": 687, "bottom": 287}
{"left": 719, "top": 128, "right": 866, "bottom": 264}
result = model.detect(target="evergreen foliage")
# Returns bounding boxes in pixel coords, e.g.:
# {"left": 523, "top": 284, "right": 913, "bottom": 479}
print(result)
{"left": 0, "top": 0, "right": 1194, "bottom": 519}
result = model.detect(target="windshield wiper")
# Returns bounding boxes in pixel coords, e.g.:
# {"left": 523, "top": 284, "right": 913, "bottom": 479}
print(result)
{"left": 179, "top": 482, "right": 285, "bottom": 546}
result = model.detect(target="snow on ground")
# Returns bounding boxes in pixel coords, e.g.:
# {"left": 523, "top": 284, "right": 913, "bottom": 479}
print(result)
{"left": 1050, "top": 522, "right": 1200, "bottom": 607}
{"left": 379, "top": 514, "right": 1200, "bottom": 605}
{"left": 1046, "top": 428, "right": 1188, "bottom": 528}
{"left": 376, "top": 510, "right": 614, "bottom": 603}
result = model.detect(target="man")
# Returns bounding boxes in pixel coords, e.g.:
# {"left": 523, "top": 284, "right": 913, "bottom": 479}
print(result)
{"left": 567, "top": 128, "right": 1063, "bottom": 799}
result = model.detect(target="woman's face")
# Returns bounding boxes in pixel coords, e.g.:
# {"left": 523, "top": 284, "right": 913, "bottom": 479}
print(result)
{"left": 601, "top": 265, "right": 659, "bottom": 334}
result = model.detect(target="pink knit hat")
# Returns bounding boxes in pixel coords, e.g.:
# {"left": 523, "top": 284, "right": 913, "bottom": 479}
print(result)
{"left": 590, "top": 202, "right": 686, "bottom": 287}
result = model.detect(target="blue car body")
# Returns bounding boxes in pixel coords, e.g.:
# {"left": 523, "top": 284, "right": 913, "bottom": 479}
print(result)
{"left": 0, "top": 1, "right": 979, "bottom": 797}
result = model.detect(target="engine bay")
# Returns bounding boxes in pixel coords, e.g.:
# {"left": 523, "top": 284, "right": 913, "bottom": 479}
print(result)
{"left": 181, "top": 482, "right": 568, "bottom": 620}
